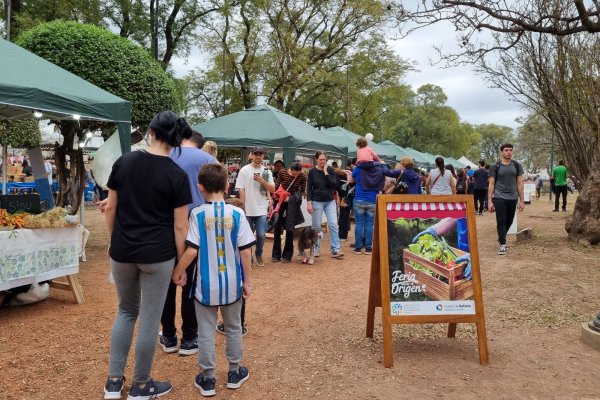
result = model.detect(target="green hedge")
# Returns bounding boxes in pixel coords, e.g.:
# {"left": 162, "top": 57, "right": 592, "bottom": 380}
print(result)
{"left": 17, "top": 21, "right": 180, "bottom": 126}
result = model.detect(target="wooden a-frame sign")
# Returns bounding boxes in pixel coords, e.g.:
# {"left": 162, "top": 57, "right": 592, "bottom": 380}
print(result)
{"left": 366, "top": 194, "right": 489, "bottom": 367}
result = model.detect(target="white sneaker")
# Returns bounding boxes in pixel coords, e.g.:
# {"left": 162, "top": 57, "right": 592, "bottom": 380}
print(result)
{"left": 498, "top": 244, "right": 507, "bottom": 255}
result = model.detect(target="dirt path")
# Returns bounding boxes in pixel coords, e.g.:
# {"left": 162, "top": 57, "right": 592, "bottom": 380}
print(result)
{"left": 1, "top": 195, "right": 599, "bottom": 399}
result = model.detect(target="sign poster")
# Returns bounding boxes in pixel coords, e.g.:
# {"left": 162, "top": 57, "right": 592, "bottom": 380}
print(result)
{"left": 366, "top": 195, "right": 488, "bottom": 368}
{"left": 386, "top": 200, "right": 474, "bottom": 316}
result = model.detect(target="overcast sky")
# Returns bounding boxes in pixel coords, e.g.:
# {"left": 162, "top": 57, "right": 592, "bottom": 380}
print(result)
{"left": 171, "top": 20, "right": 524, "bottom": 129}
{"left": 389, "top": 21, "right": 524, "bottom": 129}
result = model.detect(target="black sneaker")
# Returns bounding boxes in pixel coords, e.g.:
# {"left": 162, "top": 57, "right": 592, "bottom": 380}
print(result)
{"left": 159, "top": 334, "right": 178, "bottom": 354}
{"left": 194, "top": 373, "right": 216, "bottom": 397}
{"left": 365, "top": 249, "right": 372, "bottom": 255}
{"left": 178, "top": 337, "right": 198, "bottom": 356}
{"left": 227, "top": 366, "right": 249, "bottom": 389}
{"left": 104, "top": 377, "right": 124, "bottom": 400}
{"left": 127, "top": 379, "right": 172, "bottom": 400}
{"left": 216, "top": 323, "right": 248, "bottom": 336}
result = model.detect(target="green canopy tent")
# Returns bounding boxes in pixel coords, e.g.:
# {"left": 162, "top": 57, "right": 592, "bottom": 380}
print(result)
{"left": 372, "top": 139, "right": 414, "bottom": 163}
{"left": 0, "top": 38, "right": 131, "bottom": 158}
{"left": 380, "top": 141, "right": 430, "bottom": 166}
{"left": 323, "top": 126, "right": 397, "bottom": 164}
{"left": 419, "top": 152, "right": 439, "bottom": 167}
{"left": 193, "top": 105, "right": 347, "bottom": 165}
{"left": 442, "top": 156, "right": 467, "bottom": 169}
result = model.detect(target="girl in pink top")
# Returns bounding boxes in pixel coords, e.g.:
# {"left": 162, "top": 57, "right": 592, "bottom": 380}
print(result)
{"left": 356, "top": 137, "right": 380, "bottom": 164}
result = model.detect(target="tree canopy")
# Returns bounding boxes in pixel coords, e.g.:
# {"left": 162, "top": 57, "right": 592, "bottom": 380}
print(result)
{"left": 17, "top": 20, "right": 180, "bottom": 127}
{"left": 0, "top": 120, "right": 40, "bottom": 148}
{"left": 15, "top": 20, "right": 180, "bottom": 212}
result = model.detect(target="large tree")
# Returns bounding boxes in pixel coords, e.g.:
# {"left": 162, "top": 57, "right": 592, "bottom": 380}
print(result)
{"left": 393, "top": 0, "right": 600, "bottom": 61}
{"left": 390, "top": 84, "right": 481, "bottom": 158}
{"left": 191, "top": 0, "right": 391, "bottom": 112}
{"left": 17, "top": 21, "right": 180, "bottom": 213}
{"left": 1, "top": 0, "right": 104, "bottom": 39}
{"left": 516, "top": 114, "right": 556, "bottom": 175}
{"left": 397, "top": 0, "right": 600, "bottom": 245}
{"left": 476, "top": 123, "right": 515, "bottom": 164}
{"left": 104, "top": 0, "right": 223, "bottom": 69}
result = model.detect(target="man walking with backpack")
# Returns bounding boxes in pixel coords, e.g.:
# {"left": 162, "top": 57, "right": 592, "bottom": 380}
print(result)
{"left": 488, "top": 143, "right": 525, "bottom": 255}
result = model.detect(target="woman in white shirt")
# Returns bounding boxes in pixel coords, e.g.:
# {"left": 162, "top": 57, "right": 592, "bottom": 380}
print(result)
{"left": 426, "top": 156, "right": 456, "bottom": 195}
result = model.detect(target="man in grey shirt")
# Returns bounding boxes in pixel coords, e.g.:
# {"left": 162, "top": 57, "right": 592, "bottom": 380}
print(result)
{"left": 488, "top": 143, "right": 525, "bottom": 255}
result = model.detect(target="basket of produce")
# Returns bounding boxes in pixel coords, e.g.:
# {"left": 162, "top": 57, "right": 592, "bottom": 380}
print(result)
{"left": 0, "top": 207, "right": 76, "bottom": 229}
{"left": 404, "top": 234, "right": 473, "bottom": 301}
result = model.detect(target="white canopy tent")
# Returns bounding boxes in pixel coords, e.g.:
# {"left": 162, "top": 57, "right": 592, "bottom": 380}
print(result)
{"left": 459, "top": 156, "right": 478, "bottom": 168}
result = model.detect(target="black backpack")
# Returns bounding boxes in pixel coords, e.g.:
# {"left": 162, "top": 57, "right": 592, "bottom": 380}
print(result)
{"left": 456, "top": 177, "right": 466, "bottom": 194}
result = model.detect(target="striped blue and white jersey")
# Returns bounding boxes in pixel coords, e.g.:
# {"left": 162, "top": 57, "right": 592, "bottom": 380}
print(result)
{"left": 186, "top": 202, "right": 255, "bottom": 306}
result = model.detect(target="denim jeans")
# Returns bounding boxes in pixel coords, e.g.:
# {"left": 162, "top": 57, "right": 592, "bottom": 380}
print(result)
{"left": 354, "top": 200, "right": 375, "bottom": 251}
{"left": 246, "top": 215, "right": 267, "bottom": 257}
{"left": 311, "top": 200, "right": 341, "bottom": 254}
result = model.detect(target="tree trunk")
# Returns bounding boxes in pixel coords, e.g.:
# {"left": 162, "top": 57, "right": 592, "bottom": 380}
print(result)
{"left": 566, "top": 166, "right": 600, "bottom": 245}
{"left": 54, "top": 122, "right": 85, "bottom": 215}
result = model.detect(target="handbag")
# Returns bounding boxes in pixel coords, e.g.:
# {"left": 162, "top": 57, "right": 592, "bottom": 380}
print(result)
{"left": 384, "top": 171, "right": 408, "bottom": 194}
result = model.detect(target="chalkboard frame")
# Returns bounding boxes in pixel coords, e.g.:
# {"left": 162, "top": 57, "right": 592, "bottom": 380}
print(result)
{"left": 366, "top": 194, "right": 489, "bottom": 367}
{"left": 0, "top": 193, "right": 42, "bottom": 214}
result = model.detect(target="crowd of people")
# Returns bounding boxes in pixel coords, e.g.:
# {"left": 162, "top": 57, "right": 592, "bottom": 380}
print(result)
{"left": 98, "top": 113, "right": 577, "bottom": 399}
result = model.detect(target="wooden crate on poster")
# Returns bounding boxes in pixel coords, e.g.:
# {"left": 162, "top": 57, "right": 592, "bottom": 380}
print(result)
{"left": 403, "top": 248, "right": 473, "bottom": 301}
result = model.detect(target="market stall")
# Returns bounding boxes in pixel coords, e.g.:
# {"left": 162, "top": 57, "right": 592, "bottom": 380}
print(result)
{"left": 0, "top": 226, "right": 82, "bottom": 302}
{"left": 0, "top": 38, "right": 132, "bottom": 304}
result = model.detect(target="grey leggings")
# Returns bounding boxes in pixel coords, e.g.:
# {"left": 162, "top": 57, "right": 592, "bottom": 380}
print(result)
{"left": 108, "top": 258, "right": 174, "bottom": 383}
{"left": 195, "top": 298, "right": 243, "bottom": 379}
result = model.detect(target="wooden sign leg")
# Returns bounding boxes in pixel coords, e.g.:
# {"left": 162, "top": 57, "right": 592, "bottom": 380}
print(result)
{"left": 447, "top": 323, "right": 457, "bottom": 338}
{"left": 476, "top": 320, "right": 489, "bottom": 365}
{"left": 366, "top": 257, "right": 380, "bottom": 338}
{"left": 382, "top": 320, "right": 394, "bottom": 367}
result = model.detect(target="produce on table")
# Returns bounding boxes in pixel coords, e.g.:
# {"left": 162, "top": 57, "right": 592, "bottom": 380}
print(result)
{"left": 407, "top": 233, "right": 465, "bottom": 279}
{"left": 22, "top": 207, "right": 72, "bottom": 228}
{"left": 0, "top": 209, "right": 27, "bottom": 229}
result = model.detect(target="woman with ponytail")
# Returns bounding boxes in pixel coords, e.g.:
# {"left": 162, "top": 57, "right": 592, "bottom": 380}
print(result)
{"left": 426, "top": 156, "right": 456, "bottom": 195}
{"left": 103, "top": 111, "right": 192, "bottom": 399}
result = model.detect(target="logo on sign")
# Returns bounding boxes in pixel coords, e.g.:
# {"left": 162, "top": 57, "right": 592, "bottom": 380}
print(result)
{"left": 436, "top": 304, "right": 443, "bottom": 311}
{"left": 392, "top": 304, "right": 403, "bottom": 314}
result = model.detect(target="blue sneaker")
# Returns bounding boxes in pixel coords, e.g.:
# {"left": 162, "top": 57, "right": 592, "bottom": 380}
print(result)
{"left": 227, "top": 366, "right": 249, "bottom": 389}
{"left": 159, "top": 334, "right": 178, "bottom": 354}
{"left": 104, "top": 377, "right": 124, "bottom": 400}
{"left": 178, "top": 337, "right": 198, "bottom": 356}
{"left": 194, "top": 373, "right": 216, "bottom": 397}
{"left": 127, "top": 379, "right": 172, "bottom": 400}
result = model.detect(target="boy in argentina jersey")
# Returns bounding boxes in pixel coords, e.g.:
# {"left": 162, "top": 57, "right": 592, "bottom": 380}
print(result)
{"left": 172, "top": 163, "right": 255, "bottom": 396}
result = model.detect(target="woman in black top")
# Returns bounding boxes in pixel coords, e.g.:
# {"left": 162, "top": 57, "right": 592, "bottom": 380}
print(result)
{"left": 103, "top": 111, "right": 192, "bottom": 400}
{"left": 271, "top": 162, "right": 306, "bottom": 263}
{"left": 306, "top": 151, "right": 344, "bottom": 258}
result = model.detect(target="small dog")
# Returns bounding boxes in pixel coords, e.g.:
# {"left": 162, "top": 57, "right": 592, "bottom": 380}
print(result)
{"left": 297, "top": 227, "right": 320, "bottom": 265}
